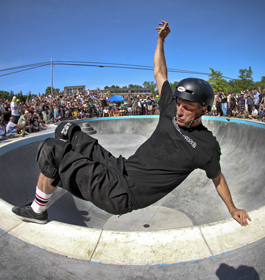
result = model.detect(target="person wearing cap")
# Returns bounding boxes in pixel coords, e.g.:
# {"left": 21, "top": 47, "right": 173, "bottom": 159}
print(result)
{"left": 10, "top": 96, "right": 19, "bottom": 124}
{"left": 12, "top": 20, "right": 250, "bottom": 227}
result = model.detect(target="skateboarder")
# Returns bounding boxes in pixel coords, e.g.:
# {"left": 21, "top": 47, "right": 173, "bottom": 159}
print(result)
{"left": 12, "top": 20, "right": 251, "bottom": 227}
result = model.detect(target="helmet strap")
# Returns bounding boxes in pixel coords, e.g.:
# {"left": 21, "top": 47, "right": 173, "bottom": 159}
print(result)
{"left": 186, "top": 108, "right": 203, "bottom": 129}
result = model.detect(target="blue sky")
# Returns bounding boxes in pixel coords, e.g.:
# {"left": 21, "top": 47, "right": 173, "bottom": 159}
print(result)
{"left": 0, "top": 0, "right": 264, "bottom": 94}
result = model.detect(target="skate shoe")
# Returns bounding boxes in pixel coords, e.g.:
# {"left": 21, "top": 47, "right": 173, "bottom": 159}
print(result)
{"left": 12, "top": 202, "right": 49, "bottom": 224}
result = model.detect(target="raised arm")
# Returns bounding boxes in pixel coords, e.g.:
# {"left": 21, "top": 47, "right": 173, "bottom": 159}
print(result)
{"left": 212, "top": 172, "right": 251, "bottom": 226}
{"left": 154, "top": 20, "right": 171, "bottom": 96}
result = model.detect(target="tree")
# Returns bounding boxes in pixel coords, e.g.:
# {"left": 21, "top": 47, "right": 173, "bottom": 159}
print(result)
{"left": 227, "top": 79, "right": 237, "bottom": 92}
{"left": 254, "top": 76, "right": 265, "bottom": 91}
{"left": 235, "top": 67, "right": 253, "bottom": 91}
{"left": 110, "top": 85, "right": 120, "bottom": 93}
{"left": 0, "top": 90, "right": 11, "bottom": 100}
{"left": 143, "top": 81, "right": 157, "bottom": 95}
{"left": 208, "top": 68, "right": 228, "bottom": 92}
{"left": 45, "top": 86, "right": 57, "bottom": 95}
{"left": 169, "top": 81, "right": 178, "bottom": 93}
{"left": 128, "top": 84, "right": 142, "bottom": 89}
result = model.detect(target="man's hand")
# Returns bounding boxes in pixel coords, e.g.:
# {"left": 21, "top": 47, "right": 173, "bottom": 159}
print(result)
{"left": 156, "top": 20, "right": 171, "bottom": 40}
{"left": 230, "top": 208, "right": 251, "bottom": 227}
{"left": 212, "top": 172, "right": 251, "bottom": 227}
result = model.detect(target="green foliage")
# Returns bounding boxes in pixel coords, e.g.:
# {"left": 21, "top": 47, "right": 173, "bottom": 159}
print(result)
{"left": 0, "top": 90, "right": 12, "bottom": 100}
{"left": 143, "top": 81, "right": 157, "bottom": 95}
{"left": 45, "top": 87, "right": 60, "bottom": 95}
{"left": 236, "top": 67, "right": 253, "bottom": 91}
{"left": 207, "top": 67, "right": 259, "bottom": 93}
{"left": 128, "top": 84, "right": 143, "bottom": 89}
{"left": 109, "top": 85, "right": 120, "bottom": 93}
{"left": 208, "top": 68, "right": 228, "bottom": 92}
{"left": 0, "top": 90, "right": 34, "bottom": 102}
{"left": 254, "top": 76, "right": 265, "bottom": 90}
{"left": 169, "top": 81, "right": 178, "bottom": 92}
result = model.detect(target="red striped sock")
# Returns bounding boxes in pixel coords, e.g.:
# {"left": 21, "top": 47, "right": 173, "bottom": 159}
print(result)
{"left": 31, "top": 187, "right": 52, "bottom": 214}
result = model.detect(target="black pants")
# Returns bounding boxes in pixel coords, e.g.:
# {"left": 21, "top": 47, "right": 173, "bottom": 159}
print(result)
{"left": 248, "top": 104, "right": 253, "bottom": 115}
{"left": 58, "top": 131, "right": 134, "bottom": 215}
{"left": 11, "top": 115, "right": 19, "bottom": 124}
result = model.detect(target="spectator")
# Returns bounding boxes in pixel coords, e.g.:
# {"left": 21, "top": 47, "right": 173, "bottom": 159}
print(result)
{"left": 246, "top": 89, "right": 254, "bottom": 115}
{"left": 17, "top": 99, "right": 23, "bottom": 117}
{"left": 216, "top": 92, "right": 222, "bottom": 116}
{"left": 0, "top": 99, "right": 7, "bottom": 120}
{"left": 260, "top": 95, "right": 264, "bottom": 109}
{"left": 253, "top": 88, "right": 260, "bottom": 111}
{"left": 220, "top": 90, "right": 227, "bottom": 116}
{"left": 147, "top": 97, "right": 153, "bottom": 115}
{"left": 238, "top": 107, "right": 247, "bottom": 118}
{"left": 53, "top": 106, "right": 59, "bottom": 122}
{"left": 155, "top": 95, "right": 160, "bottom": 114}
{"left": 249, "top": 105, "right": 259, "bottom": 119}
{"left": 228, "top": 93, "right": 236, "bottom": 117}
{"left": 6, "top": 116, "right": 17, "bottom": 133}
{"left": 231, "top": 105, "right": 239, "bottom": 117}
{"left": 48, "top": 103, "right": 53, "bottom": 123}
{"left": 211, "top": 93, "right": 217, "bottom": 116}
{"left": 258, "top": 106, "right": 264, "bottom": 120}
{"left": 41, "top": 102, "right": 49, "bottom": 123}
{"left": 6, "top": 116, "right": 24, "bottom": 137}
{"left": 4, "top": 101, "right": 11, "bottom": 123}
{"left": 0, "top": 116, "right": 6, "bottom": 141}
{"left": 10, "top": 96, "right": 19, "bottom": 124}
{"left": 258, "top": 88, "right": 265, "bottom": 108}
{"left": 18, "top": 110, "right": 31, "bottom": 134}
{"left": 132, "top": 98, "right": 138, "bottom": 115}
{"left": 238, "top": 92, "right": 245, "bottom": 111}
{"left": 103, "top": 107, "right": 110, "bottom": 117}
{"left": 30, "top": 111, "right": 42, "bottom": 132}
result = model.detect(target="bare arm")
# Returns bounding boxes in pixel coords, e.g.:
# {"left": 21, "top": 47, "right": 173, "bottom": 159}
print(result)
{"left": 212, "top": 172, "right": 251, "bottom": 226}
{"left": 154, "top": 20, "right": 170, "bottom": 96}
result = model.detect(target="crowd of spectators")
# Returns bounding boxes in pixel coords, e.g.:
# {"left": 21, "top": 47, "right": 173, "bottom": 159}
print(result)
{"left": 208, "top": 87, "right": 265, "bottom": 121}
{"left": 1, "top": 86, "right": 264, "bottom": 142}
{"left": 0, "top": 89, "right": 160, "bottom": 141}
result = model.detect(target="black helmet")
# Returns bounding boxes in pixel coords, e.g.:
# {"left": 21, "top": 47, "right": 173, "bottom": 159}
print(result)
{"left": 173, "top": 78, "right": 214, "bottom": 107}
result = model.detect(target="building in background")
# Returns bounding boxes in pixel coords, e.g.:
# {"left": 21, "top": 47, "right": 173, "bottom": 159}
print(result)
{"left": 64, "top": 86, "right": 85, "bottom": 96}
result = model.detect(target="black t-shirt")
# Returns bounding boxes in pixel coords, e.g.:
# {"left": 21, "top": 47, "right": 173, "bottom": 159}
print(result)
{"left": 30, "top": 115, "right": 39, "bottom": 125}
{"left": 125, "top": 81, "right": 221, "bottom": 208}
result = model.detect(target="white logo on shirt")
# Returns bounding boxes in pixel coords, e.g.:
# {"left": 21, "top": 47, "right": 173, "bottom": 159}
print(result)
{"left": 172, "top": 117, "right": 197, "bottom": 148}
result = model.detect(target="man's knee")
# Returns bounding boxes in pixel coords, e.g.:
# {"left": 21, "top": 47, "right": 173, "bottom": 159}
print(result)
{"left": 36, "top": 138, "right": 72, "bottom": 179}
{"left": 55, "top": 122, "right": 81, "bottom": 142}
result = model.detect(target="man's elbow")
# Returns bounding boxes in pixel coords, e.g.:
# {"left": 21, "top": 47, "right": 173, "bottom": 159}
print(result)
{"left": 212, "top": 172, "right": 222, "bottom": 187}
{"left": 154, "top": 68, "right": 167, "bottom": 81}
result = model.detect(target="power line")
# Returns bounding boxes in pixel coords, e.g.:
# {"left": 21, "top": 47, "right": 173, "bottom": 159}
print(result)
{"left": 0, "top": 62, "right": 50, "bottom": 77}
{"left": 0, "top": 62, "right": 50, "bottom": 72}
{"left": 52, "top": 61, "right": 234, "bottom": 79}
{"left": 0, "top": 60, "right": 234, "bottom": 80}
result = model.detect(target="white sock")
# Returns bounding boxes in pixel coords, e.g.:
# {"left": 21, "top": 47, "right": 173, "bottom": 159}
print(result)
{"left": 31, "top": 187, "right": 52, "bottom": 214}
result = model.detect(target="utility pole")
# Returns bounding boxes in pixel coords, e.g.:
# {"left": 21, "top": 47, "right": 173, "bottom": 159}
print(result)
{"left": 51, "top": 57, "right": 53, "bottom": 95}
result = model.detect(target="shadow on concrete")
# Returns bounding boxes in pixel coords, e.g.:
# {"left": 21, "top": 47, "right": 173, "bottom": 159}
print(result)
{"left": 216, "top": 263, "right": 259, "bottom": 280}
